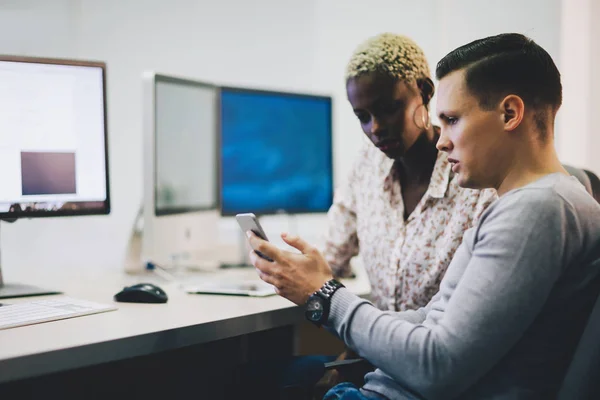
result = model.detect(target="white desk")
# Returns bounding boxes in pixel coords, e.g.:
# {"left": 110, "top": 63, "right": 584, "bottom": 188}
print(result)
{"left": 0, "top": 265, "right": 370, "bottom": 385}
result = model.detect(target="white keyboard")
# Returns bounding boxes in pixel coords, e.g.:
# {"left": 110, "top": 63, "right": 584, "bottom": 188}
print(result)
{"left": 0, "top": 297, "right": 117, "bottom": 330}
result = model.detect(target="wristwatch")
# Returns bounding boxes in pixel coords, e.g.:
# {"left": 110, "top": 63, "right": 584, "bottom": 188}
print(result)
{"left": 305, "top": 279, "right": 345, "bottom": 326}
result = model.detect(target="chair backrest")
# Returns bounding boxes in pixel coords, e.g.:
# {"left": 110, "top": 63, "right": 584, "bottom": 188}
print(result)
{"left": 583, "top": 169, "right": 600, "bottom": 204}
{"left": 555, "top": 166, "right": 600, "bottom": 398}
{"left": 564, "top": 164, "right": 593, "bottom": 195}
{"left": 557, "top": 287, "right": 600, "bottom": 399}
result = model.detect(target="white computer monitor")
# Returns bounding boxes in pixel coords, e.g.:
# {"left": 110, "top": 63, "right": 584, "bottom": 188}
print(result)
{"left": 0, "top": 55, "right": 110, "bottom": 298}
{"left": 141, "top": 72, "right": 219, "bottom": 270}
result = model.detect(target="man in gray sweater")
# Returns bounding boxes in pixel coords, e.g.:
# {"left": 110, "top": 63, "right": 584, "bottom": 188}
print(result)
{"left": 248, "top": 33, "right": 600, "bottom": 399}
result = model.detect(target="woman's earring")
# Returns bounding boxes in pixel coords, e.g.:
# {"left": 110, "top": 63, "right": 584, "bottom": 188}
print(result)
{"left": 413, "top": 104, "right": 431, "bottom": 130}
{"left": 421, "top": 106, "right": 431, "bottom": 129}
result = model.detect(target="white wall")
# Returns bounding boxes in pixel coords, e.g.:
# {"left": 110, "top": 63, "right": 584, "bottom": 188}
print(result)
{"left": 0, "top": 0, "right": 592, "bottom": 277}
{"left": 592, "top": 0, "right": 600, "bottom": 175}
{"left": 0, "top": 0, "right": 78, "bottom": 57}
{"left": 558, "top": 0, "right": 592, "bottom": 171}
{"left": 558, "top": 0, "right": 600, "bottom": 175}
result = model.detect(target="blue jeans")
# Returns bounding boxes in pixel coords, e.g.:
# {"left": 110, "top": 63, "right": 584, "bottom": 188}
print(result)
{"left": 323, "top": 382, "right": 372, "bottom": 399}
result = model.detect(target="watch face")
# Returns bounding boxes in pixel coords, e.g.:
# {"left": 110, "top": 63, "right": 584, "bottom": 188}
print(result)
{"left": 306, "top": 297, "right": 324, "bottom": 321}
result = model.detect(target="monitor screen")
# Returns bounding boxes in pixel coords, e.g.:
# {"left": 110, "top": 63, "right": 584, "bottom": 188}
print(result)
{"left": 0, "top": 56, "right": 110, "bottom": 218}
{"left": 154, "top": 75, "right": 218, "bottom": 215}
{"left": 220, "top": 87, "right": 333, "bottom": 216}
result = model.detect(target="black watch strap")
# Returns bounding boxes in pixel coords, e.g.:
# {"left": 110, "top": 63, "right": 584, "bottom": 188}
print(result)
{"left": 305, "top": 279, "right": 345, "bottom": 327}
{"left": 316, "top": 278, "right": 345, "bottom": 300}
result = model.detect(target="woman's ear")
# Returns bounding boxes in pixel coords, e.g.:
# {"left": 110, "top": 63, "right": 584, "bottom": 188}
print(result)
{"left": 417, "top": 77, "right": 435, "bottom": 106}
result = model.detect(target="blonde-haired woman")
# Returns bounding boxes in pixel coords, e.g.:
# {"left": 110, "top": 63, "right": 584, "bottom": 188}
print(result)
{"left": 326, "top": 32, "right": 496, "bottom": 314}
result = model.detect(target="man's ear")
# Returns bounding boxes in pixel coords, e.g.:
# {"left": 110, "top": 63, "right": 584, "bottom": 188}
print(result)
{"left": 501, "top": 95, "right": 525, "bottom": 131}
{"left": 417, "top": 78, "right": 435, "bottom": 106}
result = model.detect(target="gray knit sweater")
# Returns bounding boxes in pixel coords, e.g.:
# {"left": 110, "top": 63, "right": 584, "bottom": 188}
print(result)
{"left": 327, "top": 173, "right": 600, "bottom": 399}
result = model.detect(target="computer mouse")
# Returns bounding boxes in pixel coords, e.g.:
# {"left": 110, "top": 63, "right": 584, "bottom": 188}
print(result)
{"left": 114, "top": 283, "right": 168, "bottom": 304}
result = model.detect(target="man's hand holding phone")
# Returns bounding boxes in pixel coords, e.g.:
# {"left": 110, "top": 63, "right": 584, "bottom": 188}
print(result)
{"left": 246, "top": 238, "right": 334, "bottom": 306}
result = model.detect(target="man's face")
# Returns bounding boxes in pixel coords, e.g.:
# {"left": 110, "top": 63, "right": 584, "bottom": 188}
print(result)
{"left": 436, "top": 69, "right": 510, "bottom": 189}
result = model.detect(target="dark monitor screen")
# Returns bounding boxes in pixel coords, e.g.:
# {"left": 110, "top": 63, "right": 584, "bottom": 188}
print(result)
{"left": 0, "top": 56, "right": 110, "bottom": 219}
{"left": 219, "top": 87, "right": 333, "bottom": 216}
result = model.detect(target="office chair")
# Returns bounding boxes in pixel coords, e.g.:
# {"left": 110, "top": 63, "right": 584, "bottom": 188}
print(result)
{"left": 583, "top": 169, "right": 600, "bottom": 203}
{"left": 557, "top": 282, "right": 600, "bottom": 399}
{"left": 564, "top": 164, "right": 593, "bottom": 195}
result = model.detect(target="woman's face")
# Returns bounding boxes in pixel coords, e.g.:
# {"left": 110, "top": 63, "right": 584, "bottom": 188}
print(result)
{"left": 347, "top": 73, "right": 426, "bottom": 159}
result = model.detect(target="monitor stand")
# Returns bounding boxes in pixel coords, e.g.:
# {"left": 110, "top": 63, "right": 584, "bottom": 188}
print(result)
{"left": 0, "top": 220, "right": 61, "bottom": 299}
{"left": 219, "top": 229, "right": 253, "bottom": 269}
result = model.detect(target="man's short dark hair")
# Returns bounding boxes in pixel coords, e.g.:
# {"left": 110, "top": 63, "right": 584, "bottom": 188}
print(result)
{"left": 435, "top": 33, "right": 562, "bottom": 136}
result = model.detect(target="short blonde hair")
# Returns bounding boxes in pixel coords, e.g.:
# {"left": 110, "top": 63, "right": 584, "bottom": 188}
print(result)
{"left": 345, "top": 33, "right": 430, "bottom": 83}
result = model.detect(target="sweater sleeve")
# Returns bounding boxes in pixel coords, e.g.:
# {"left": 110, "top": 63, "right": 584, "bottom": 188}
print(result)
{"left": 326, "top": 187, "right": 574, "bottom": 399}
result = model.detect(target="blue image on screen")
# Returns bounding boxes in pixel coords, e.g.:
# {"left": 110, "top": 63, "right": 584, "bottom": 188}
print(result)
{"left": 220, "top": 89, "right": 333, "bottom": 215}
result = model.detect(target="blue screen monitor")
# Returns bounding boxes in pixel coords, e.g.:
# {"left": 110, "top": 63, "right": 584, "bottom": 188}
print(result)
{"left": 219, "top": 87, "right": 333, "bottom": 216}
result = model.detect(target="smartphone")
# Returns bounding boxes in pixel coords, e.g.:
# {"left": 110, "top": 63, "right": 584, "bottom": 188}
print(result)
{"left": 235, "top": 213, "right": 274, "bottom": 262}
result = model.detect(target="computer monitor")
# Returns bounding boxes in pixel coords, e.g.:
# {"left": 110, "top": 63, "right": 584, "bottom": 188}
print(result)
{"left": 219, "top": 87, "right": 333, "bottom": 216}
{"left": 0, "top": 55, "right": 110, "bottom": 298}
{"left": 141, "top": 73, "right": 219, "bottom": 269}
